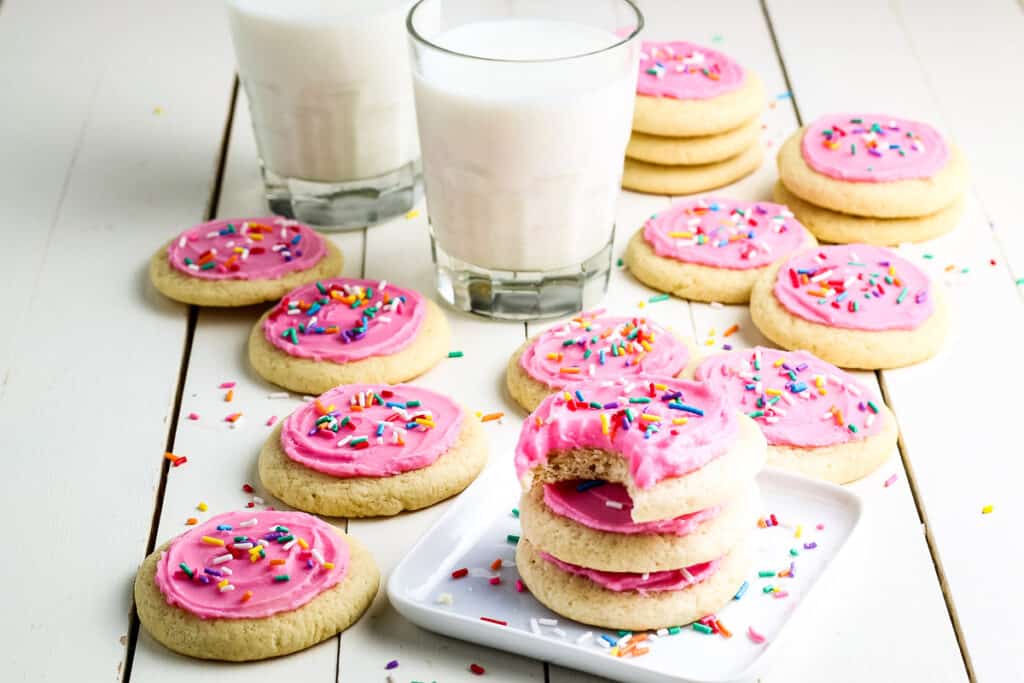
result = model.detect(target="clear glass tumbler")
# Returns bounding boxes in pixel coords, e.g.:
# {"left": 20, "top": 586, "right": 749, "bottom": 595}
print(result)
{"left": 407, "top": 0, "right": 643, "bottom": 319}
{"left": 226, "top": 0, "right": 420, "bottom": 229}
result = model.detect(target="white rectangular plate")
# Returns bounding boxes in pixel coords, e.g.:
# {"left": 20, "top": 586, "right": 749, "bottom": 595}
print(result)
{"left": 388, "top": 467, "right": 863, "bottom": 683}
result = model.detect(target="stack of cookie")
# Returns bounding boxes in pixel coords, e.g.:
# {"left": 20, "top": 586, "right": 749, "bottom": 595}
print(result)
{"left": 775, "top": 113, "right": 968, "bottom": 245}
{"left": 624, "top": 41, "right": 764, "bottom": 196}
{"left": 514, "top": 376, "right": 766, "bottom": 632}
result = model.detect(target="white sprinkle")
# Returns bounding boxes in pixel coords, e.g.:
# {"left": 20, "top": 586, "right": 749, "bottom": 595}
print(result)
{"left": 337, "top": 436, "right": 352, "bottom": 447}
{"left": 680, "top": 567, "right": 695, "bottom": 582}
{"left": 575, "top": 631, "right": 593, "bottom": 645}
{"left": 604, "top": 500, "right": 624, "bottom": 510}
{"left": 312, "top": 548, "right": 326, "bottom": 565}
{"left": 212, "top": 553, "right": 233, "bottom": 565}
{"left": 282, "top": 539, "right": 297, "bottom": 551}
{"left": 538, "top": 618, "right": 558, "bottom": 627}
{"left": 845, "top": 383, "right": 862, "bottom": 397}
{"left": 233, "top": 542, "right": 253, "bottom": 550}
{"left": 597, "top": 637, "right": 611, "bottom": 649}
{"left": 435, "top": 592, "right": 454, "bottom": 605}
{"left": 219, "top": 584, "right": 235, "bottom": 592}
{"left": 302, "top": 395, "right": 315, "bottom": 403}
{"left": 177, "top": 236, "right": 187, "bottom": 248}
{"left": 656, "top": 628, "right": 669, "bottom": 637}
{"left": 640, "top": 573, "right": 649, "bottom": 581}
{"left": 257, "top": 539, "right": 268, "bottom": 547}
{"left": 252, "top": 496, "right": 264, "bottom": 504}
{"left": 552, "top": 628, "right": 567, "bottom": 639}
{"left": 221, "top": 567, "right": 232, "bottom": 575}
{"left": 530, "top": 618, "right": 541, "bottom": 635}
{"left": 239, "top": 518, "right": 258, "bottom": 527}
{"left": 866, "top": 413, "right": 876, "bottom": 427}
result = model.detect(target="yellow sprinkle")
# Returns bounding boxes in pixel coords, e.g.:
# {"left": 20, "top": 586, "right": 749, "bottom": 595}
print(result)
{"left": 704, "top": 339, "right": 715, "bottom": 346}
{"left": 653, "top": 383, "right": 667, "bottom": 390}
{"left": 563, "top": 392, "right": 573, "bottom": 401}
{"left": 405, "top": 209, "right": 420, "bottom": 219}
{"left": 795, "top": 525, "right": 803, "bottom": 538}
{"left": 982, "top": 505, "right": 994, "bottom": 514}
{"left": 708, "top": 328, "right": 716, "bottom": 336}
{"left": 153, "top": 106, "right": 163, "bottom": 115}
{"left": 201, "top": 536, "right": 225, "bottom": 546}
{"left": 774, "top": 359, "right": 785, "bottom": 367}
{"left": 637, "top": 301, "right": 645, "bottom": 308}
{"left": 640, "top": 414, "right": 660, "bottom": 422}
{"left": 765, "top": 389, "right": 782, "bottom": 396}
{"left": 667, "top": 231, "right": 693, "bottom": 238}
{"left": 297, "top": 538, "right": 309, "bottom": 550}
{"left": 600, "top": 413, "right": 610, "bottom": 435}
{"left": 815, "top": 376, "right": 825, "bottom": 387}
{"left": 609, "top": 647, "right": 619, "bottom": 657}
{"left": 197, "top": 501, "right": 208, "bottom": 512}
{"left": 218, "top": 579, "right": 229, "bottom": 589}
{"left": 641, "top": 340, "right": 652, "bottom": 352}
{"left": 671, "top": 417, "right": 689, "bottom": 425}
{"left": 475, "top": 411, "right": 482, "bottom": 418}
{"left": 323, "top": 562, "right": 335, "bottom": 570}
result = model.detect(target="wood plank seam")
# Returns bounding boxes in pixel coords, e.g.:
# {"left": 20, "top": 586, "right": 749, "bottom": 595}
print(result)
{"left": 759, "top": 1, "right": 976, "bottom": 679}
{"left": 122, "top": 80, "right": 241, "bottom": 683}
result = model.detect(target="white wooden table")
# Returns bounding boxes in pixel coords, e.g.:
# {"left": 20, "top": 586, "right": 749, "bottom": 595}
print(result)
{"left": 2, "top": 0, "right": 1022, "bottom": 681}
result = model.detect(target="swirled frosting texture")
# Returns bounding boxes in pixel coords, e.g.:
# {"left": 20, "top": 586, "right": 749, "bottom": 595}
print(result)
{"left": 643, "top": 198, "right": 807, "bottom": 270}
{"left": 263, "top": 278, "right": 425, "bottom": 362}
{"left": 637, "top": 41, "right": 745, "bottom": 100}
{"left": 540, "top": 551, "right": 718, "bottom": 593}
{"left": 281, "top": 384, "right": 463, "bottom": 478}
{"left": 773, "top": 244, "right": 933, "bottom": 331}
{"left": 519, "top": 313, "right": 689, "bottom": 389}
{"left": 543, "top": 480, "right": 720, "bottom": 536}
{"left": 167, "top": 217, "right": 326, "bottom": 280}
{"left": 801, "top": 113, "right": 949, "bottom": 182}
{"left": 154, "top": 511, "right": 347, "bottom": 619}
{"left": 695, "top": 347, "right": 884, "bottom": 447}
{"left": 515, "top": 376, "right": 737, "bottom": 489}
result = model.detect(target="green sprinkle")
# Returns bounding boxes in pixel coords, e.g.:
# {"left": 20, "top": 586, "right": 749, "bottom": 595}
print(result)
{"left": 583, "top": 349, "right": 592, "bottom": 360}
{"left": 790, "top": 548, "right": 799, "bottom": 557}
{"left": 692, "top": 623, "right": 714, "bottom": 635}
{"left": 273, "top": 574, "right": 291, "bottom": 582}
{"left": 274, "top": 526, "right": 289, "bottom": 533}
{"left": 851, "top": 117, "right": 863, "bottom": 124}
{"left": 511, "top": 508, "right": 519, "bottom": 518}
{"left": 1015, "top": 277, "right": 1024, "bottom": 285}
{"left": 961, "top": 267, "right": 970, "bottom": 274}
{"left": 200, "top": 261, "right": 216, "bottom": 271}
{"left": 350, "top": 437, "right": 368, "bottom": 446}
{"left": 748, "top": 410, "right": 765, "bottom": 419}
{"left": 562, "top": 339, "right": 576, "bottom": 347}
{"left": 406, "top": 400, "right": 421, "bottom": 408}
{"left": 234, "top": 536, "right": 247, "bottom": 542}
{"left": 850, "top": 143, "right": 856, "bottom": 155}
{"left": 616, "top": 258, "right": 624, "bottom": 267}
{"left": 758, "top": 570, "right": 775, "bottom": 578}
{"left": 648, "top": 293, "right": 670, "bottom": 303}
{"left": 316, "top": 281, "right": 327, "bottom": 295}
{"left": 183, "top": 257, "right": 193, "bottom": 266}
{"left": 179, "top": 562, "right": 193, "bottom": 578}
{"left": 447, "top": 350, "right": 464, "bottom": 358}
{"left": 763, "top": 585, "right": 775, "bottom": 593}
{"left": 867, "top": 401, "right": 879, "bottom": 414}
{"left": 629, "top": 397, "right": 652, "bottom": 404}
{"left": 506, "top": 534, "right": 520, "bottom": 545}
{"left": 277, "top": 534, "right": 295, "bottom": 544}
{"left": 667, "top": 626, "right": 681, "bottom": 635}
{"left": 896, "top": 287, "right": 908, "bottom": 304}
{"left": 617, "top": 630, "right": 631, "bottom": 637}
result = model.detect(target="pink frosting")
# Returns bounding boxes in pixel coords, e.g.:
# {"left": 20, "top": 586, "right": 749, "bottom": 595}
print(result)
{"left": 519, "top": 313, "right": 689, "bottom": 389}
{"left": 801, "top": 113, "right": 950, "bottom": 182}
{"left": 540, "top": 551, "right": 718, "bottom": 593}
{"left": 643, "top": 198, "right": 808, "bottom": 270}
{"left": 263, "top": 278, "right": 425, "bottom": 362}
{"left": 514, "top": 376, "right": 737, "bottom": 490}
{"left": 154, "top": 510, "right": 347, "bottom": 619}
{"left": 773, "top": 244, "right": 934, "bottom": 331}
{"left": 637, "top": 41, "right": 745, "bottom": 100}
{"left": 281, "top": 384, "right": 463, "bottom": 478}
{"left": 543, "top": 480, "right": 721, "bottom": 536}
{"left": 166, "top": 217, "right": 327, "bottom": 280}
{"left": 695, "top": 347, "right": 884, "bottom": 447}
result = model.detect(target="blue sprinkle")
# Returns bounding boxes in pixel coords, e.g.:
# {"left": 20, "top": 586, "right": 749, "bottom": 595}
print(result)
{"left": 734, "top": 580, "right": 749, "bottom": 600}
{"left": 576, "top": 480, "right": 605, "bottom": 493}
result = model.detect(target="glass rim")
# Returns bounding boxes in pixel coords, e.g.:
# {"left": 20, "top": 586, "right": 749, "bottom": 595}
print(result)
{"left": 406, "top": 0, "right": 644, "bottom": 64}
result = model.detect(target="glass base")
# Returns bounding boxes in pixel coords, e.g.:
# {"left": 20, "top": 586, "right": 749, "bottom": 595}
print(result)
{"left": 432, "top": 236, "right": 613, "bottom": 321}
{"left": 263, "top": 161, "right": 419, "bottom": 231}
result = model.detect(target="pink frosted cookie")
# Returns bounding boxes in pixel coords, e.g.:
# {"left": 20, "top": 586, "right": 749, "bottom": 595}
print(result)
{"left": 778, "top": 113, "right": 968, "bottom": 219}
{"left": 134, "top": 510, "right": 379, "bottom": 661}
{"left": 696, "top": 347, "right": 898, "bottom": 483}
{"left": 506, "top": 311, "right": 696, "bottom": 412}
{"left": 248, "top": 278, "right": 450, "bottom": 394}
{"left": 514, "top": 375, "right": 765, "bottom": 522}
{"left": 633, "top": 41, "right": 764, "bottom": 137}
{"left": 750, "top": 244, "right": 948, "bottom": 369}
{"left": 625, "top": 197, "right": 816, "bottom": 304}
{"left": 259, "top": 384, "right": 487, "bottom": 517}
{"left": 149, "top": 217, "right": 343, "bottom": 306}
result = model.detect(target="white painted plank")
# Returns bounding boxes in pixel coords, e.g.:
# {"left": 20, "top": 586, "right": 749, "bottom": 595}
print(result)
{"left": 891, "top": 0, "right": 1024, "bottom": 278}
{"left": 768, "top": 1, "right": 1023, "bottom": 680}
{"left": 338, "top": 209, "right": 546, "bottom": 682}
{"left": 126, "top": 91, "right": 363, "bottom": 681}
{"left": 0, "top": 1, "right": 235, "bottom": 681}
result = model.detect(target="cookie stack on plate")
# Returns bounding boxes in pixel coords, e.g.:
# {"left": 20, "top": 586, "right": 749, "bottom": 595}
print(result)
{"left": 514, "top": 376, "right": 766, "bottom": 631}
{"left": 623, "top": 40, "right": 764, "bottom": 196}
{"left": 774, "top": 113, "right": 968, "bottom": 245}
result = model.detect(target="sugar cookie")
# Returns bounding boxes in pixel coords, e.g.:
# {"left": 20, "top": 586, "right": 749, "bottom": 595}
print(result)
{"left": 249, "top": 278, "right": 449, "bottom": 395}
{"left": 626, "top": 118, "right": 761, "bottom": 166}
{"left": 149, "top": 217, "right": 343, "bottom": 306}
{"left": 259, "top": 384, "right": 487, "bottom": 517}
{"left": 749, "top": 244, "right": 948, "bottom": 369}
{"left": 623, "top": 144, "right": 763, "bottom": 196}
{"left": 625, "top": 197, "right": 816, "bottom": 303}
{"left": 134, "top": 510, "right": 378, "bottom": 661}
{"left": 506, "top": 312, "right": 696, "bottom": 412}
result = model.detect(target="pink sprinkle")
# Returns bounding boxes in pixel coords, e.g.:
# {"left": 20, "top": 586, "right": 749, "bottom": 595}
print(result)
{"left": 515, "top": 579, "right": 526, "bottom": 593}
{"left": 747, "top": 626, "right": 767, "bottom": 644}
{"left": 219, "top": 381, "right": 236, "bottom": 389}
{"left": 489, "top": 576, "right": 501, "bottom": 586}
{"left": 815, "top": 523, "right": 825, "bottom": 530}
{"left": 884, "top": 473, "right": 899, "bottom": 488}
{"left": 187, "top": 412, "right": 200, "bottom": 420}
{"left": 773, "top": 590, "right": 789, "bottom": 599}
{"left": 266, "top": 415, "right": 278, "bottom": 427}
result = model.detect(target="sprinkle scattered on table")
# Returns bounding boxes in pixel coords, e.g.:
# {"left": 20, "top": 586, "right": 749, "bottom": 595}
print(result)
{"left": 187, "top": 412, "right": 199, "bottom": 420}
{"left": 448, "top": 350, "right": 464, "bottom": 358}
{"left": 469, "top": 663, "right": 486, "bottom": 675}
{"left": 884, "top": 473, "right": 899, "bottom": 488}
{"left": 982, "top": 504, "right": 994, "bottom": 514}
{"left": 385, "top": 659, "right": 398, "bottom": 670}
{"left": 266, "top": 415, "right": 278, "bottom": 427}
{"left": 405, "top": 209, "right": 420, "bottom": 220}
{"left": 196, "top": 501, "right": 208, "bottom": 512}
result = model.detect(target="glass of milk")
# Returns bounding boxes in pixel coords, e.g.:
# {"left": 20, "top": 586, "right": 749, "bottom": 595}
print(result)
{"left": 408, "top": 0, "right": 643, "bottom": 320}
{"left": 225, "top": 0, "right": 422, "bottom": 229}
